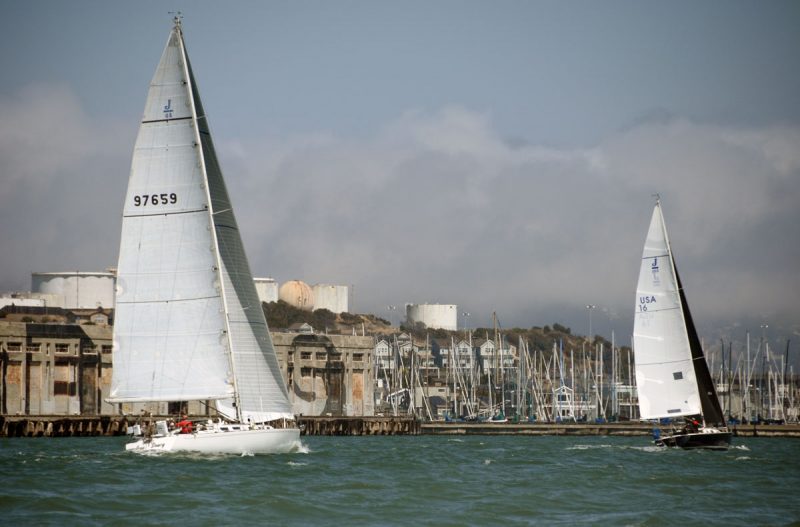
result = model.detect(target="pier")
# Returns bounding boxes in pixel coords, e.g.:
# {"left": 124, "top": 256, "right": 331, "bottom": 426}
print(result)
{"left": 298, "top": 416, "right": 420, "bottom": 435}
{"left": 2, "top": 415, "right": 799, "bottom": 438}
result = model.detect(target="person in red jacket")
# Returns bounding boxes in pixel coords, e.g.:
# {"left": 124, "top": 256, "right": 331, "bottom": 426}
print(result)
{"left": 176, "top": 414, "right": 193, "bottom": 434}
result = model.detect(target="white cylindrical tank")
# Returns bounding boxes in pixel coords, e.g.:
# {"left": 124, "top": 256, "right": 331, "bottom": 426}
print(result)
{"left": 405, "top": 303, "right": 458, "bottom": 331}
{"left": 32, "top": 271, "right": 116, "bottom": 309}
{"left": 253, "top": 277, "right": 279, "bottom": 304}
{"left": 312, "top": 284, "right": 349, "bottom": 314}
{"left": 278, "top": 280, "right": 314, "bottom": 311}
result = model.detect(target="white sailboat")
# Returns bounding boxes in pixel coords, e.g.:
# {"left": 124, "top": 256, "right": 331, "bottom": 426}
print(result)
{"left": 108, "top": 17, "right": 300, "bottom": 454}
{"left": 633, "top": 198, "right": 731, "bottom": 450}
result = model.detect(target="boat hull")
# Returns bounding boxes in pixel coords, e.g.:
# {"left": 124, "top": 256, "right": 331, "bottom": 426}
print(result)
{"left": 126, "top": 427, "right": 301, "bottom": 455}
{"left": 655, "top": 429, "right": 732, "bottom": 450}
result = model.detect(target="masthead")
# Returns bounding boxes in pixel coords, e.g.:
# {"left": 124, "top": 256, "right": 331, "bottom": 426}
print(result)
{"left": 169, "top": 11, "right": 183, "bottom": 28}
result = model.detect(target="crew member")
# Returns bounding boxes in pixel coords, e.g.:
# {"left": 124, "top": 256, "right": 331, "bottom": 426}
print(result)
{"left": 177, "top": 414, "right": 193, "bottom": 434}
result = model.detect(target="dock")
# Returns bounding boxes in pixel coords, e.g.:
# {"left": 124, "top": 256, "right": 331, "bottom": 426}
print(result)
{"left": 2, "top": 415, "right": 799, "bottom": 438}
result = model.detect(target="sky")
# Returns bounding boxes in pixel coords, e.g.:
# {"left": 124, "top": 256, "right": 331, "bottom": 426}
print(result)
{"left": 1, "top": 1, "right": 799, "bottom": 357}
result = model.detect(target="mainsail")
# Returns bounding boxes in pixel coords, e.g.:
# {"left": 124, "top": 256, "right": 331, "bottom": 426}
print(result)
{"left": 110, "top": 22, "right": 293, "bottom": 422}
{"left": 633, "top": 201, "right": 703, "bottom": 420}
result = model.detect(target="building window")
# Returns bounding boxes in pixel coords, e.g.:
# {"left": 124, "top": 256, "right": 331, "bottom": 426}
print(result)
{"left": 353, "top": 353, "right": 364, "bottom": 362}
{"left": 26, "top": 343, "right": 41, "bottom": 352}
{"left": 300, "top": 352, "right": 312, "bottom": 360}
{"left": 315, "top": 353, "right": 327, "bottom": 360}
{"left": 54, "top": 381, "right": 77, "bottom": 396}
{"left": 55, "top": 343, "right": 70, "bottom": 353}
{"left": 82, "top": 346, "right": 97, "bottom": 355}
{"left": 101, "top": 345, "right": 113, "bottom": 354}
{"left": 6, "top": 342, "right": 22, "bottom": 352}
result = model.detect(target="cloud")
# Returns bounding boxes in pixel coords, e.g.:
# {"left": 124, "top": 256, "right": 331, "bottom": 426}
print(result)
{"left": 0, "top": 84, "right": 131, "bottom": 290}
{"left": 2, "top": 88, "right": 797, "bottom": 345}
{"left": 219, "top": 107, "right": 800, "bottom": 336}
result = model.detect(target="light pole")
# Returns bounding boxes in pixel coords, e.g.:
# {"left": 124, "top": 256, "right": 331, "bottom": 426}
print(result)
{"left": 586, "top": 304, "right": 597, "bottom": 344}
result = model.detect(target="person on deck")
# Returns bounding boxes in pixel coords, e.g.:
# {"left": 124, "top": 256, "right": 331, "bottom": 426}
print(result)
{"left": 177, "top": 415, "right": 193, "bottom": 434}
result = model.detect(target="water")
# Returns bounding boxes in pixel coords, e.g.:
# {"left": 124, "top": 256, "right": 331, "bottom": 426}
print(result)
{"left": 1, "top": 435, "right": 798, "bottom": 526}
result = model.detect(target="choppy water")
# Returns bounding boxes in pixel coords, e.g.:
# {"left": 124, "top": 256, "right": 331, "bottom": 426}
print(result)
{"left": 1, "top": 435, "right": 799, "bottom": 526}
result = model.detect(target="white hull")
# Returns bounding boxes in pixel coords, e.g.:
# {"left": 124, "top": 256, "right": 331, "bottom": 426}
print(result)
{"left": 126, "top": 427, "right": 301, "bottom": 455}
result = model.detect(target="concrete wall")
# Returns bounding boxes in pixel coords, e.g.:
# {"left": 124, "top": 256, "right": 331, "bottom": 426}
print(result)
{"left": 0, "top": 321, "right": 112, "bottom": 416}
{"left": 272, "top": 332, "right": 375, "bottom": 417}
{"left": 2, "top": 319, "right": 376, "bottom": 418}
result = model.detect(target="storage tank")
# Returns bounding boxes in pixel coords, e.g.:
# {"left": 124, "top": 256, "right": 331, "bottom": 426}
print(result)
{"left": 312, "top": 284, "right": 349, "bottom": 314}
{"left": 253, "top": 277, "right": 279, "bottom": 304}
{"left": 278, "top": 280, "right": 314, "bottom": 311}
{"left": 32, "top": 271, "right": 116, "bottom": 309}
{"left": 405, "top": 303, "right": 458, "bottom": 331}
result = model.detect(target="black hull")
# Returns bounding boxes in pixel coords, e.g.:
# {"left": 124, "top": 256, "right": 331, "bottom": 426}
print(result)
{"left": 655, "top": 430, "right": 732, "bottom": 450}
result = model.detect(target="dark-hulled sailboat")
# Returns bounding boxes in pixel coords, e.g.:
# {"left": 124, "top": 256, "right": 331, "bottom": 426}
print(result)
{"left": 633, "top": 198, "right": 732, "bottom": 450}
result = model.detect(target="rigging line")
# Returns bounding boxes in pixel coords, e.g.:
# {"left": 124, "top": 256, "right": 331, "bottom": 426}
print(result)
{"left": 141, "top": 116, "right": 192, "bottom": 124}
{"left": 123, "top": 208, "right": 206, "bottom": 218}
{"left": 637, "top": 358, "right": 695, "bottom": 366}
{"left": 116, "top": 295, "right": 219, "bottom": 304}
{"left": 634, "top": 306, "right": 681, "bottom": 314}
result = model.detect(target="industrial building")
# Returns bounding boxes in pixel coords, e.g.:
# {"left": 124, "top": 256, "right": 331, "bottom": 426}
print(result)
{"left": 406, "top": 303, "right": 458, "bottom": 331}
{"left": 278, "top": 280, "right": 315, "bottom": 311}
{"left": 253, "top": 277, "right": 279, "bottom": 304}
{"left": 311, "top": 284, "right": 349, "bottom": 314}
{"left": 277, "top": 280, "right": 350, "bottom": 314}
{"left": 272, "top": 330, "right": 374, "bottom": 417}
{"left": 1, "top": 305, "right": 373, "bottom": 418}
{"left": 31, "top": 271, "right": 116, "bottom": 310}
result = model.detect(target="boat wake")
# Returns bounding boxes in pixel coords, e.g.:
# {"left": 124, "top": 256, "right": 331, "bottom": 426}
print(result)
{"left": 565, "top": 444, "right": 613, "bottom": 451}
{"left": 565, "top": 444, "right": 664, "bottom": 453}
{"left": 291, "top": 441, "right": 311, "bottom": 454}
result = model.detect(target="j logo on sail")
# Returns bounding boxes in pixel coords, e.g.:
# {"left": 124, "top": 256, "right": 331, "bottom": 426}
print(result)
{"left": 163, "top": 99, "right": 173, "bottom": 118}
{"left": 650, "top": 257, "right": 660, "bottom": 286}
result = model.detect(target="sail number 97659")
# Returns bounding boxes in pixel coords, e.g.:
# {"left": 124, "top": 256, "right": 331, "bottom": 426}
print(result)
{"left": 133, "top": 193, "right": 177, "bottom": 206}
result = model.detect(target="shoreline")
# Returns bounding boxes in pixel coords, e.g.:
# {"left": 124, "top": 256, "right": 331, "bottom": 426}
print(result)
{"left": 2, "top": 415, "right": 799, "bottom": 438}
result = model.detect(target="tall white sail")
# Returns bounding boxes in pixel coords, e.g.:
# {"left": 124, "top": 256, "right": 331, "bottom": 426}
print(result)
{"left": 110, "top": 23, "right": 292, "bottom": 422}
{"left": 194, "top": 69, "right": 294, "bottom": 422}
{"left": 632, "top": 201, "right": 702, "bottom": 419}
{"left": 110, "top": 27, "right": 232, "bottom": 402}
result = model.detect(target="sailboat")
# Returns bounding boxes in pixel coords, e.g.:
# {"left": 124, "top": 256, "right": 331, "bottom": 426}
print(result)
{"left": 632, "top": 198, "right": 732, "bottom": 450}
{"left": 108, "top": 17, "right": 301, "bottom": 454}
